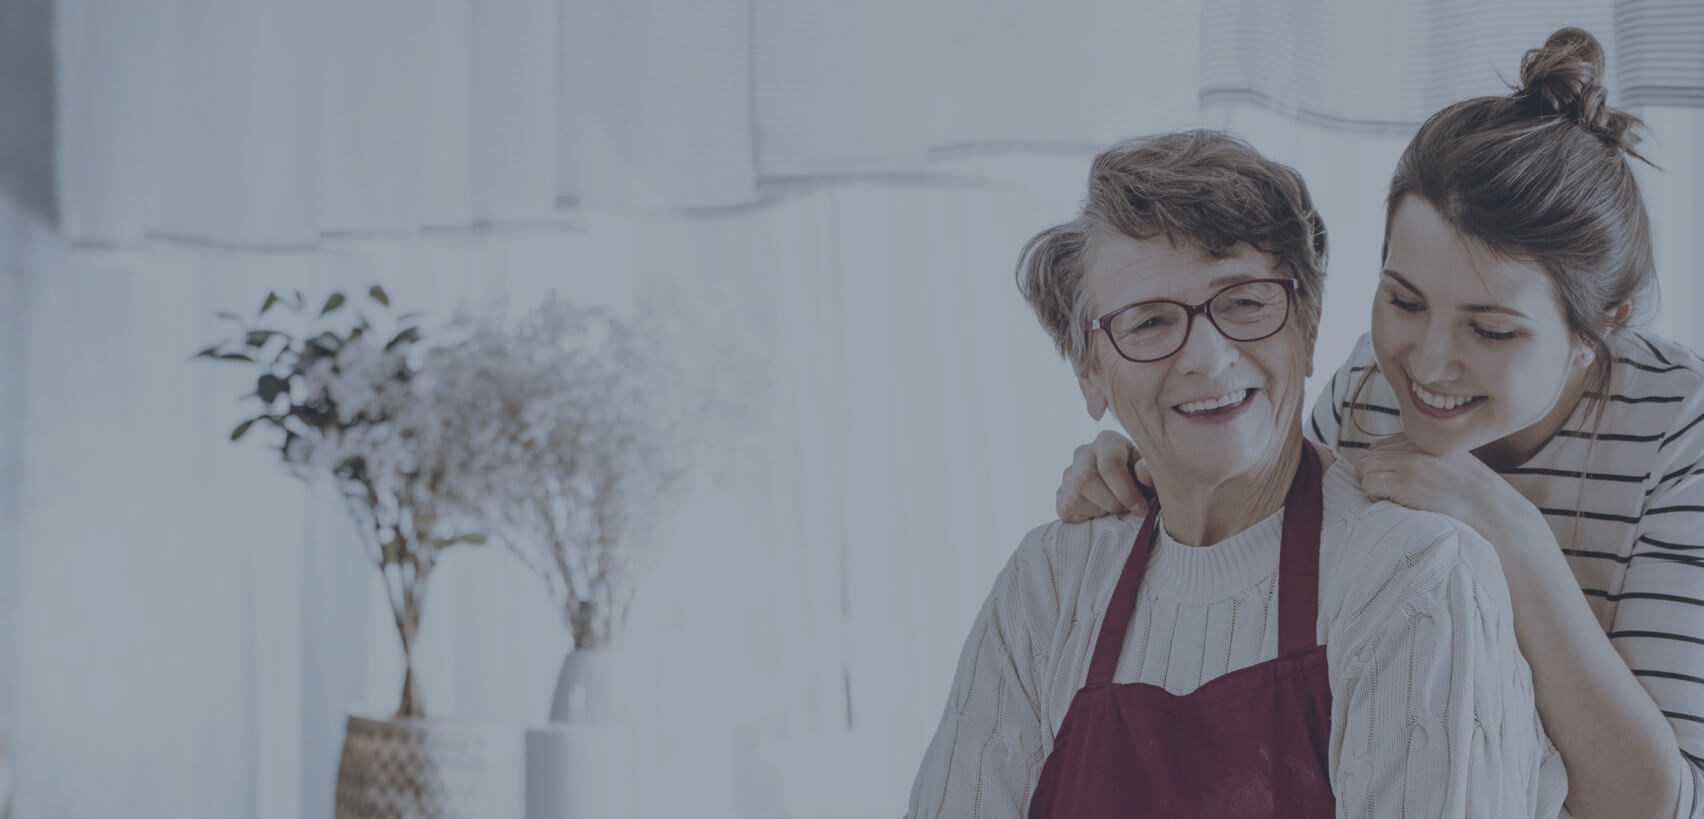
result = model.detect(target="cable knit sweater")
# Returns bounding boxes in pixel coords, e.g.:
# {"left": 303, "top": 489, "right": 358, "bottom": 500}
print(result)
{"left": 906, "top": 455, "right": 1569, "bottom": 818}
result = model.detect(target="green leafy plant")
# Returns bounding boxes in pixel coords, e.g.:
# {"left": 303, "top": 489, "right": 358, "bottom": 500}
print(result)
{"left": 195, "top": 286, "right": 483, "bottom": 718}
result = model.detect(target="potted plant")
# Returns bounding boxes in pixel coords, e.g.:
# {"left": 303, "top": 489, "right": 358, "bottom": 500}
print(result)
{"left": 420, "top": 296, "right": 695, "bottom": 818}
{"left": 196, "top": 287, "right": 517, "bottom": 818}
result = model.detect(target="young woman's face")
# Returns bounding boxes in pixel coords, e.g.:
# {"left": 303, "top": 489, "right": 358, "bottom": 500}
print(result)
{"left": 1371, "top": 197, "right": 1590, "bottom": 457}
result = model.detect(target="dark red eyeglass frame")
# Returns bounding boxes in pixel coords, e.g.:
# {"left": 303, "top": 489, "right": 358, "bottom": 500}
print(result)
{"left": 1086, "top": 277, "right": 1299, "bottom": 363}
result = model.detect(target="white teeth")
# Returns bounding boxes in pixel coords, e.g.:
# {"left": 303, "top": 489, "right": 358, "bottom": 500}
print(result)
{"left": 1410, "top": 381, "right": 1479, "bottom": 411}
{"left": 1177, "top": 389, "right": 1251, "bottom": 414}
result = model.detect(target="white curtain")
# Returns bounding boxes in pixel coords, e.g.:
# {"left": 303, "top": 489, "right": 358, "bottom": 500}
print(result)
{"left": 53, "top": 0, "right": 1206, "bottom": 246}
{"left": 1199, "top": 0, "right": 1704, "bottom": 132}
{"left": 1616, "top": 0, "right": 1704, "bottom": 109}
{"left": 0, "top": 199, "right": 28, "bottom": 816}
{"left": 11, "top": 2, "right": 1704, "bottom": 818}
{"left": 1200, "top": 0, "right": 1618, "bottom": 132}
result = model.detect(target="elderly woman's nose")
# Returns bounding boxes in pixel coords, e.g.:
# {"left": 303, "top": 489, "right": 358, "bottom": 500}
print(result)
{"left": 1172, "top": 315, "right": 1240, "bottom": 376}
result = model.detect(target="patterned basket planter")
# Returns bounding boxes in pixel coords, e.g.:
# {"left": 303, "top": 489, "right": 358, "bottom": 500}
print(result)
{"left": 335, "top": 713, "right": 522, "bottom": 819}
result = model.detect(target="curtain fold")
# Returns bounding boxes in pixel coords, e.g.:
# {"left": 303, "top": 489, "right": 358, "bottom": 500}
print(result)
{"left": 53, "top": 0, "right": 1208, "bottom": 245}
{"left": 52, "top": 0, "right": 1704, "bottom": 247}
{"left": 4, "top": 226, "right": 374, "bottom": 819}
{"left": 1202, "top": 0, "right": 1620, "bottom": 132}
{"left": 0, "top": 199, "right": 28, "bottom": 817}
{"left": 1616, "top": 0, "right": 1704, "bottom": 108}
{"left": 1637, "top": 107, "right": 1704, "bottom": 351}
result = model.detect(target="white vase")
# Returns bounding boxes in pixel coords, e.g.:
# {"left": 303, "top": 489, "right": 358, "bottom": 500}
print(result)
{"left": 334, "top": 713, "right": 523, "bottom": 819}
{"left": 548, "top": 646, "right": 623, "bottom": 723}
{"left": 525, "top": 647, "right": 635, "bottom": 819}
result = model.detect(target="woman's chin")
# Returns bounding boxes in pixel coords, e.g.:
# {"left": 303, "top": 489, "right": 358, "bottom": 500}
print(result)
{"left": 1165, "top": 449, "right": 1267, "bottom": 489}
{"left": 1392, "top": 425, "right": 1480, "bottom": 458}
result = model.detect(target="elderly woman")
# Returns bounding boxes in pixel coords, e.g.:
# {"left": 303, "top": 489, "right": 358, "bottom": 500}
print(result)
{"left": 904, "top": 130, "right": 1567, "bottom": 818}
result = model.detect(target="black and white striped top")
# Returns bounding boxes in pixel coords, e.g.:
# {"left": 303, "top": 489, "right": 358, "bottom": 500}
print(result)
{"left": 1312, "top": 330, "right": 1704, "bottom": 808}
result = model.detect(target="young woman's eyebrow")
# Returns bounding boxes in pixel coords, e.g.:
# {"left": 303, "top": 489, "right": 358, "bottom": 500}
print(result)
{"left": 1381, "top": 268, "right": 1531, "bottom": 319}
{"left": 1381, "top": 269, "right": 1423, "bottom": 296}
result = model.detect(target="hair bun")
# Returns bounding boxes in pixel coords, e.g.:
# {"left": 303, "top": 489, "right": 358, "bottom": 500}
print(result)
{"left": 1516, "top": 27, "right": 1642, "bottom": 153}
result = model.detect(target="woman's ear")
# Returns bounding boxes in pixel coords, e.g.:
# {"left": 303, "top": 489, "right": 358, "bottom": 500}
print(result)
{"left": 1078, "top": 370, "right": 1109, "bottom": 421}
{"left": 1609, "top": 302, "right": 1632, "bottom": 326}
{"left": 1303, "top": 305, "right": 1322, "bottom": 378}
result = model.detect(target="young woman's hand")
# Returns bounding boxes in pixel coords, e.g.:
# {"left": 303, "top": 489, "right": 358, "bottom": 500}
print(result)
{"left": 1055, "top": 430, "right": 1152, "bottom": 523}
{"left": 1355, "top": 433, "right": 1519, "bottom": 535}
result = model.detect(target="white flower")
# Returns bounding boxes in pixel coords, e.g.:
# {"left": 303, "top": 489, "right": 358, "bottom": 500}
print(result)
{"left": 415, "top": 296, "right": 700, "bottom": 648}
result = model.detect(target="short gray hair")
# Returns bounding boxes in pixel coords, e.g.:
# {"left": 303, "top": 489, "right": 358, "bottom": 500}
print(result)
{"left": 1017, "top": 130, "right": 1328, "bottom": 374}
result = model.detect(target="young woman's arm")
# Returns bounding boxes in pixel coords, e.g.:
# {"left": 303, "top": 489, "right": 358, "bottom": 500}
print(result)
{"left": 1357, "top": 425, "right": 1704, "bottom": 819}
{"left": 1476, "top": 498, "right": 1689, "bottom": 819}
{"left": 1557, "top": 391, "right": 1704, "bottom": 819}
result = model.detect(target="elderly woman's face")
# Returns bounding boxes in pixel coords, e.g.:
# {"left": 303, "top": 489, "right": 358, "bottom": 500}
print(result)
{"left": 1077, "top": 234, "right": 1313, "bottom": 487}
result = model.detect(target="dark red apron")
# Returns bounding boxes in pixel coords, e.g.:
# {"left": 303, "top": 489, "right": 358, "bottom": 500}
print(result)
{"left": 1028, "top": 445, "right": 1335, "bottom": 818}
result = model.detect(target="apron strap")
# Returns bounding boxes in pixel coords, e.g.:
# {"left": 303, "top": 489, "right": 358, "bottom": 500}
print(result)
{"left": 1085, "top": 504, "right": 1160, "bottom": 687}
{"left": 1278, "top": 444, "right": 1325, "bottom": 657}
{"left": 1087, "top": 442, "right": 1326, "bottom": 683}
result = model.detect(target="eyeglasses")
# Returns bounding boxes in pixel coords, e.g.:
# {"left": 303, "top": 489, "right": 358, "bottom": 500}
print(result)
{"left": 1087, "top": 278, "right": 1298, "bottom": 363}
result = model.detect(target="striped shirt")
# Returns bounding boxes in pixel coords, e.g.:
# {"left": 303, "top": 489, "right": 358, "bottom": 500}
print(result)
{"left": 1311, "top": 330, "right": 1704, "bottom": 817}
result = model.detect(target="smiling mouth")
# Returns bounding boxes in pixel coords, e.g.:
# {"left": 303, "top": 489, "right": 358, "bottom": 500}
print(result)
{"left": 1173, "top": 388, "right": 1254, "bottom": 415}
{"left": 1407, "top": 378, "right": 1487, "bottom": 412}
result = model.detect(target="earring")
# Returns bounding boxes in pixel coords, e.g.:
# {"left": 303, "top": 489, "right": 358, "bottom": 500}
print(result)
{"left": 1579, "top": 348, "right": 1596, "bottom": 367}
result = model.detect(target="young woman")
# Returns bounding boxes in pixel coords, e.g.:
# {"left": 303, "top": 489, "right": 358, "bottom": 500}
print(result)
{"left": 1054, "top": 28, "right": 1704, "bottom": 819}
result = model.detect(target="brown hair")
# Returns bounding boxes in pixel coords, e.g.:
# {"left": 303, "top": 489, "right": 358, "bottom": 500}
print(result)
{"left": 1017, "top": 130, "right": 1329, "bottom": 374}
{"left": 1374, "top": 27, "right": 1655, "bottom": 409}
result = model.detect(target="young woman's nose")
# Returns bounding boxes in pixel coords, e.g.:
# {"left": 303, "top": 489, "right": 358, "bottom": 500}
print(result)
{"left": 1405, "top": 321, "right": 1462, "bottom": 385}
